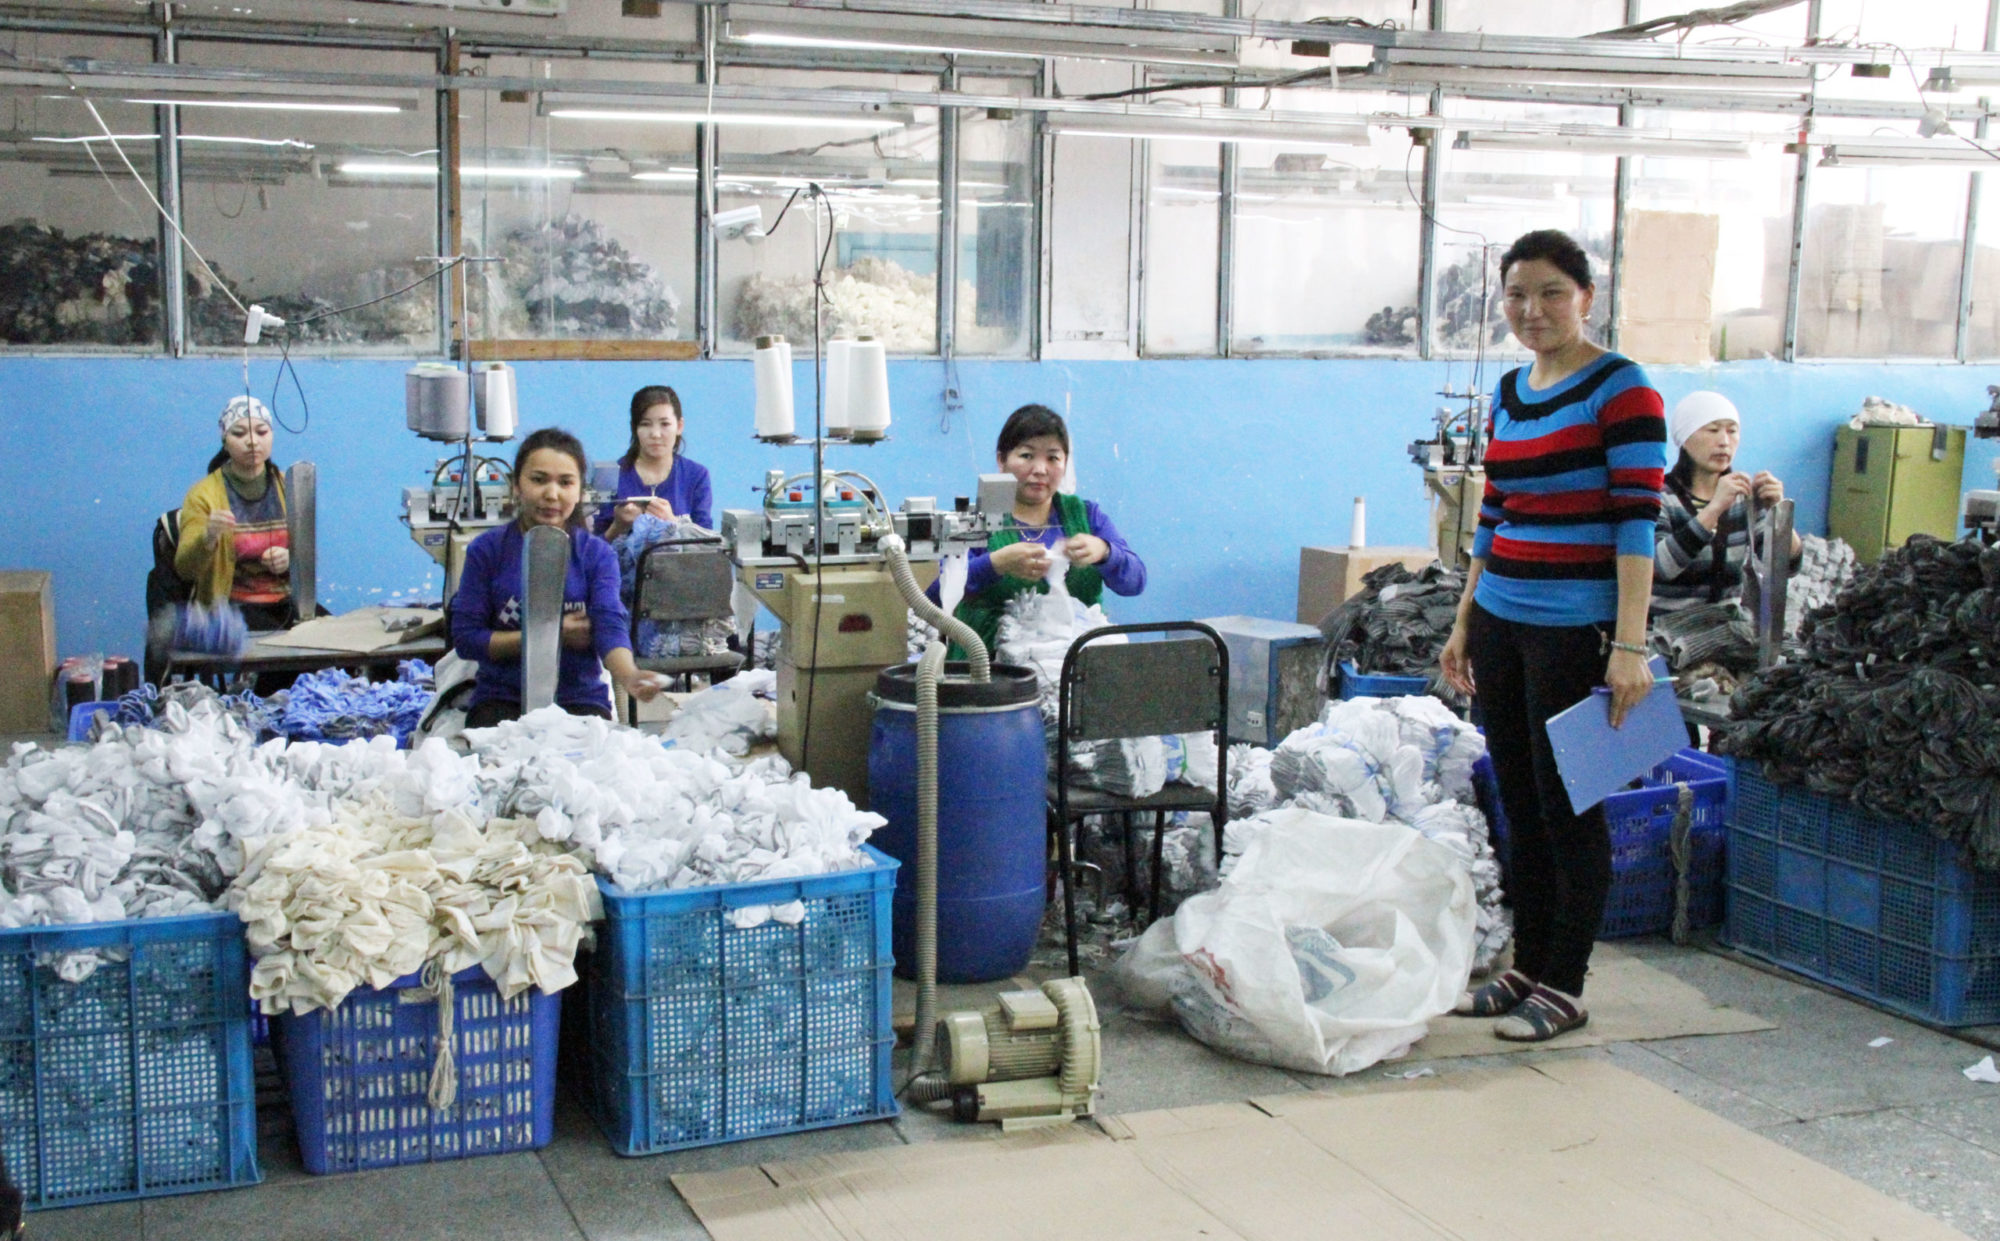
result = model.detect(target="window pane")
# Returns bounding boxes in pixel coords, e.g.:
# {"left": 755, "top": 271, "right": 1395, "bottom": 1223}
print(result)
{"left": 463, "top": 56, "right": 696, "bottom": 343}
{"left": 1437, "top": 0, "right": 1625, "bottom": 35}
{"left": 176, "top": 41, "right": 439, "bottom": 352}
{"left": 1625, "top": 111, "right": 1796, "bottom": 361}
{"left": 1231, "top": 91, "right": 1423, "bottom": 355}
{"left": 1432, "top": 100, "right": 1619, "bottom": 357}
{"left": 1143, "top": 130, "right": 1219, "bottom": 355}
{"left": 0, "top": 31, "right": 163, "bottom": 348}
{"left": 1968, "top": 174, "right": 2000, "bottom": 358}
{"left": 958, "top": 77, "right": 1033, "bottom": 356}
{"left": 719, "top": 68, "right": 941, "bottom": 354}
{"left": 1048, "top": 60, "right": 1137, "bottom": 349}
{"left": 1799, "top": 118, "right": 1969, "bottom": 359}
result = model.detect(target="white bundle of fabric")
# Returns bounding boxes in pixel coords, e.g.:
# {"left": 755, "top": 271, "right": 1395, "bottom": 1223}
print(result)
{"left": 1227, "top": 744, "right": 1278, "bottom": 817}
{"left": 1248, "top": 695, "right": 1510, "bottom": 973}
{"left": 1787, "top": 534, "right": 1859, "bottom": 637}
{"left": 464, "top": 708, "right": 883, "bottom": 900}
{"left": 659, "top": 670, "right": 778, "bottom": 759}
{"left": 227, "top": 800, "right": 601, "bottom": 1014}
{"left": 0, "top": 699, "right": 321, "bottom": 935}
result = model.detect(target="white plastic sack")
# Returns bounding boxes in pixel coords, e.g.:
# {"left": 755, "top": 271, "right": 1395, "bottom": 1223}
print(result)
{"left": 1117, "top": 807, "right": 1475, "bottom": 1077}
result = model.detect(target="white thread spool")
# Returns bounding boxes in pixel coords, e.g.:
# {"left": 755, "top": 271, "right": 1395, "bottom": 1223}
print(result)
{"left": 753, "top": 334, "right": 795, "bottom": 440}
{"left": 1351, "top": 495, "right": 1367, "bottom": 549}
{"left": 845, "top": 335, "right": 891, "bottom": 442}
{"left": 824, "top": 337, "right": 855, "bottom": 439}
{"left": 473, "top": 361, "right": 516, "bottom": 440}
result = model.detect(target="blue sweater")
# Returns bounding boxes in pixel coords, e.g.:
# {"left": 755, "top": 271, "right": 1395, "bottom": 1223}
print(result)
{"left": 592, "top": 457, "right": 713, "bottom": 535}
{"left": 451, "top": 522, "right": 632, "bottom": 712}
{"left": 1471, "top": 353, "right": 1668, "bottom": 628}
{"left": 926, "top": 499, "right": 1147, "bottom": 604}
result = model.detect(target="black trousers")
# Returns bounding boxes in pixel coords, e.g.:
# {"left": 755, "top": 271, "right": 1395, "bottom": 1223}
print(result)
{"left": 1467, "top": 601, "right": 1611, "bottom": 996}
{"left": 464, "top": 699, "right": 612, "bottom": 729}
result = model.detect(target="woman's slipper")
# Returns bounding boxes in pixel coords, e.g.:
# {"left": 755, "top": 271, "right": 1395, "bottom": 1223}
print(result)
{"left": 1493, "top": 985, "right": 1589, "bottom": 1042}
{"left": 1452, "top": 969, "right": 1532, "bottom": 1017}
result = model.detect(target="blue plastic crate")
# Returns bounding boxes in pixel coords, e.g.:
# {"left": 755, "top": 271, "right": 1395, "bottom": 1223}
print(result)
{"left": 274, "top": 967, "right": 561, "bottom": 1174}
{"left": 65, "top": 701, "right": 116, "bottom": 742}
{"left": 583, "top": 846, "right": 900, "bottom": 1156}
{"left": 1485, "top": 748, "right": 1729, "bottom": 939}
{"left": 0, "top": 911, "right": 260, "bottom": 1211}
{"left": 1724, "top": 763, "right": 2000, "bottom": 1026}
{"left": 1336, "top": 661, "right": 1431, "bottom": 701}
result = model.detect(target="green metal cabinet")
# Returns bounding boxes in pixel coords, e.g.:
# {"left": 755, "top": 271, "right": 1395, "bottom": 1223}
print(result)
{"left": 1827, "top": 424, "right": 1966, "bottom": 563}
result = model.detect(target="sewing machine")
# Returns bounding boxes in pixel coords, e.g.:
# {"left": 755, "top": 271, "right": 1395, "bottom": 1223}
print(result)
{"left": 1409, "top": 390, "right": 1488, "bottom": 571}
{"left": 722, "top": 470, "right": 1014, "bottom": 804}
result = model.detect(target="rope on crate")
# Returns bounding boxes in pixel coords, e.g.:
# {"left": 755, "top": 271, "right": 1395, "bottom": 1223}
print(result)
{"left": 421, "top": 958, "right": 458, "bottom": 1111}
{"left": 1668, "top": 783, "right": 1694, "bottom": 946}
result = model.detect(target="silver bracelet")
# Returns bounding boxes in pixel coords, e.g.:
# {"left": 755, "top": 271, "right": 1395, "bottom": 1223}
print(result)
{"left": 1607, "top": 638, "right": 1648, "bottom": 656}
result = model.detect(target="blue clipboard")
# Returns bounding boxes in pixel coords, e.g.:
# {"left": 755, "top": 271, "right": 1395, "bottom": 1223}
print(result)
{"left": 1544, "top": 655, "right": 1687, "bottom": 815}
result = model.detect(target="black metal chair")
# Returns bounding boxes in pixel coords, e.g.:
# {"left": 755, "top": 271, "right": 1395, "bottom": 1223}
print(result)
{"left": 626, "top": 534, "right": 746, "bottom": 726}
{"left": 1049, "top": 621, "right": 1229, "bottom": 976}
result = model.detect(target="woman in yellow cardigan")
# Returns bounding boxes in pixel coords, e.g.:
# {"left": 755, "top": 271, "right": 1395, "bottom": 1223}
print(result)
{"left": 176, "top": 396, "right": 294, "bottom": 630}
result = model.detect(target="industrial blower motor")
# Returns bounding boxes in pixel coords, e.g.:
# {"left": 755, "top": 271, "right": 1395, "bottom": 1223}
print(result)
{"left": 936, "top": 977, "right": 1102, "bottom": 1129}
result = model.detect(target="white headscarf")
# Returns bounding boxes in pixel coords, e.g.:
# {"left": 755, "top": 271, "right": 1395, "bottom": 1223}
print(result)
{"left": 219, "top": 395, "right": 272, "bottom": 434}
{"left": 1668, "top": 391, "right": 1740, "bottom": 451}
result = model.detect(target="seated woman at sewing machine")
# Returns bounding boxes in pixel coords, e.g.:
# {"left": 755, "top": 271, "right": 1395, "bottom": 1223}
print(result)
{"left": 1652, "top": 391, "right": 1802, "bottom": 619}
{"left": 929, "top": 403, "right": 1146, "bottom": 657}
{"left": 175, "top": 395, "right": 293, "bottom": 630}
{"left": 451, "top": 427, "right": 666, "bottom": 727}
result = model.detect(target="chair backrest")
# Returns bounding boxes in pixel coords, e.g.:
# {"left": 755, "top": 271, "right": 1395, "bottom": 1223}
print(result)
{"left": 1060, "top": 624, "right": 1226, "bottom": 743}
{"left": 146, "top": 509, "right": 190, "bottom": 615}
{"left": 635, "top": 538, "right": 736, "bottom": 623}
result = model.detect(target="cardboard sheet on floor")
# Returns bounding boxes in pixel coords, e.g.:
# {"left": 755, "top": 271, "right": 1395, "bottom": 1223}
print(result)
{"left": 258, "top": 606, "right": 444, "bottom": 653}
{"left": 675, "top": 1059, "right": 1971, "bottom": 1241}
{"left": 1401, "top": 943, "right": 1774, "bottom": 1061}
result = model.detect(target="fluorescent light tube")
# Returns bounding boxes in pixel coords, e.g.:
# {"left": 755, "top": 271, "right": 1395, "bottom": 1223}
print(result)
{"left": 1451, "top": 127, "right": 1753, "bottom": 159}
{"left": 722, "top": 2, "right": 1235, "bottom": 67}
{"left": 338, "top": 161, "right": 584, "bottom": 178}
{"left": 1044, "top": 111, "right": 1369, "bottom": 147}
{"left": 126, "top": 95, "right": 413, "bottom": 114}
{"left": 547, "top": 106, "right": 909, "bottom": 131}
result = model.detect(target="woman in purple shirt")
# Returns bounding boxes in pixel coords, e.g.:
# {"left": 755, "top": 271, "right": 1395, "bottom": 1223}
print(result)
{"left": 453, "top": 427, "right": 665, "bottom": 726}
{"left": 595, "top": 385, "right": 714, "bottom": 536}
{"left": 933, "top": 403, "right": 1146, "bottom": 656}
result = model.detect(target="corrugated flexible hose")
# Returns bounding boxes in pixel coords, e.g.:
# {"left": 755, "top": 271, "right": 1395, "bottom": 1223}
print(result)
{"left": 879, "top": 535, "right": 989, "bottom": 1103}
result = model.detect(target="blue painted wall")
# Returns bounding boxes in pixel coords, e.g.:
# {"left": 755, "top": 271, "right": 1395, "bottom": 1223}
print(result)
{"left": 5, "top": 354, "right": 1998, "bottom": 659}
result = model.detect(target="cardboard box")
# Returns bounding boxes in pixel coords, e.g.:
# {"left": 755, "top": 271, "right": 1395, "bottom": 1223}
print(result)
{"left": 0, "top": 571, "right": 55, "bottom": 733}
{"left": 1297, "top": 546, "right": 1434, "bottom": 625}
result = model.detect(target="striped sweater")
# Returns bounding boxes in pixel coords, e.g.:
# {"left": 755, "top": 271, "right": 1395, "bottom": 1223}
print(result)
{"left": 1470, "top": 353, "right": 1668, "bottom": 628}
{"left": 1651, "top": 480, "right": 1801, "bottom": 617}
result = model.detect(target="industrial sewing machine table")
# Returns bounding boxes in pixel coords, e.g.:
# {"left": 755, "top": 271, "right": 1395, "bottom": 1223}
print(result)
{"left": 163, "top": 631, "right": 448, "bottom": 680}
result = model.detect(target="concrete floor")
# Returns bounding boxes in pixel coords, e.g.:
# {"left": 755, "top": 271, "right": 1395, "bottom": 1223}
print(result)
{"left": 23, "top": 937, "right": 2000, "bottom": 1241}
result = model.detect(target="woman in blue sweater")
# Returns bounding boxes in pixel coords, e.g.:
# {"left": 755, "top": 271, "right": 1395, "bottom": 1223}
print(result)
{"left": 931, "top": 403, "right": 1146, "bottom": 657}
{"left": 595, "top": 385, "right": 714, "bottom": 537}
{"left": 453, "top": 427, "right": 665, "bottom": 727}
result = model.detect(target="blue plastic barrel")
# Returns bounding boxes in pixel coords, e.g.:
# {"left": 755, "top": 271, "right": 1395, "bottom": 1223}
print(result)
{"left": 869, "top": 661, "right": 1046, "bottom": 984}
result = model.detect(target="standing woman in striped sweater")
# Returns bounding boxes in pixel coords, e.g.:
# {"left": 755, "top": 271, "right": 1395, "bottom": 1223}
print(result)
{"left": 1438, "top": 229, "right": 1669, "bottom": 1042}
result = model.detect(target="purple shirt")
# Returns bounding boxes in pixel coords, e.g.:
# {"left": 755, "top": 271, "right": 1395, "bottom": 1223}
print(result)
{"left": 451, "top": 523, "right": 632, "bottom": 713}
{"left": 593, "top": 457, "right": 713, "bottom": 535}
{"left": 927, "top": 499, "right": 1147, "bottom": 604}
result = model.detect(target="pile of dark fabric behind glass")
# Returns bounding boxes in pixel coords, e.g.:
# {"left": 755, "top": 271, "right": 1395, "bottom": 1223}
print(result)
{"left": 1317, "top": 560, "right": 1467, "bottom": 708}
{"left": 1717, "top": 534, "right": 2000, "bottom": 869}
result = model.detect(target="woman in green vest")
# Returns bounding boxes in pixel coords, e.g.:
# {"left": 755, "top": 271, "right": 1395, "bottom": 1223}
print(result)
{"left": 930, "top": 403, "right": 1147, "bottom": 656}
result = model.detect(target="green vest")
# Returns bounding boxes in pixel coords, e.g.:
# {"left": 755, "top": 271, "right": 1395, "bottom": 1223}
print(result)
{"left": 950, "top": 492, "right": 1104, "bottom": 660}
